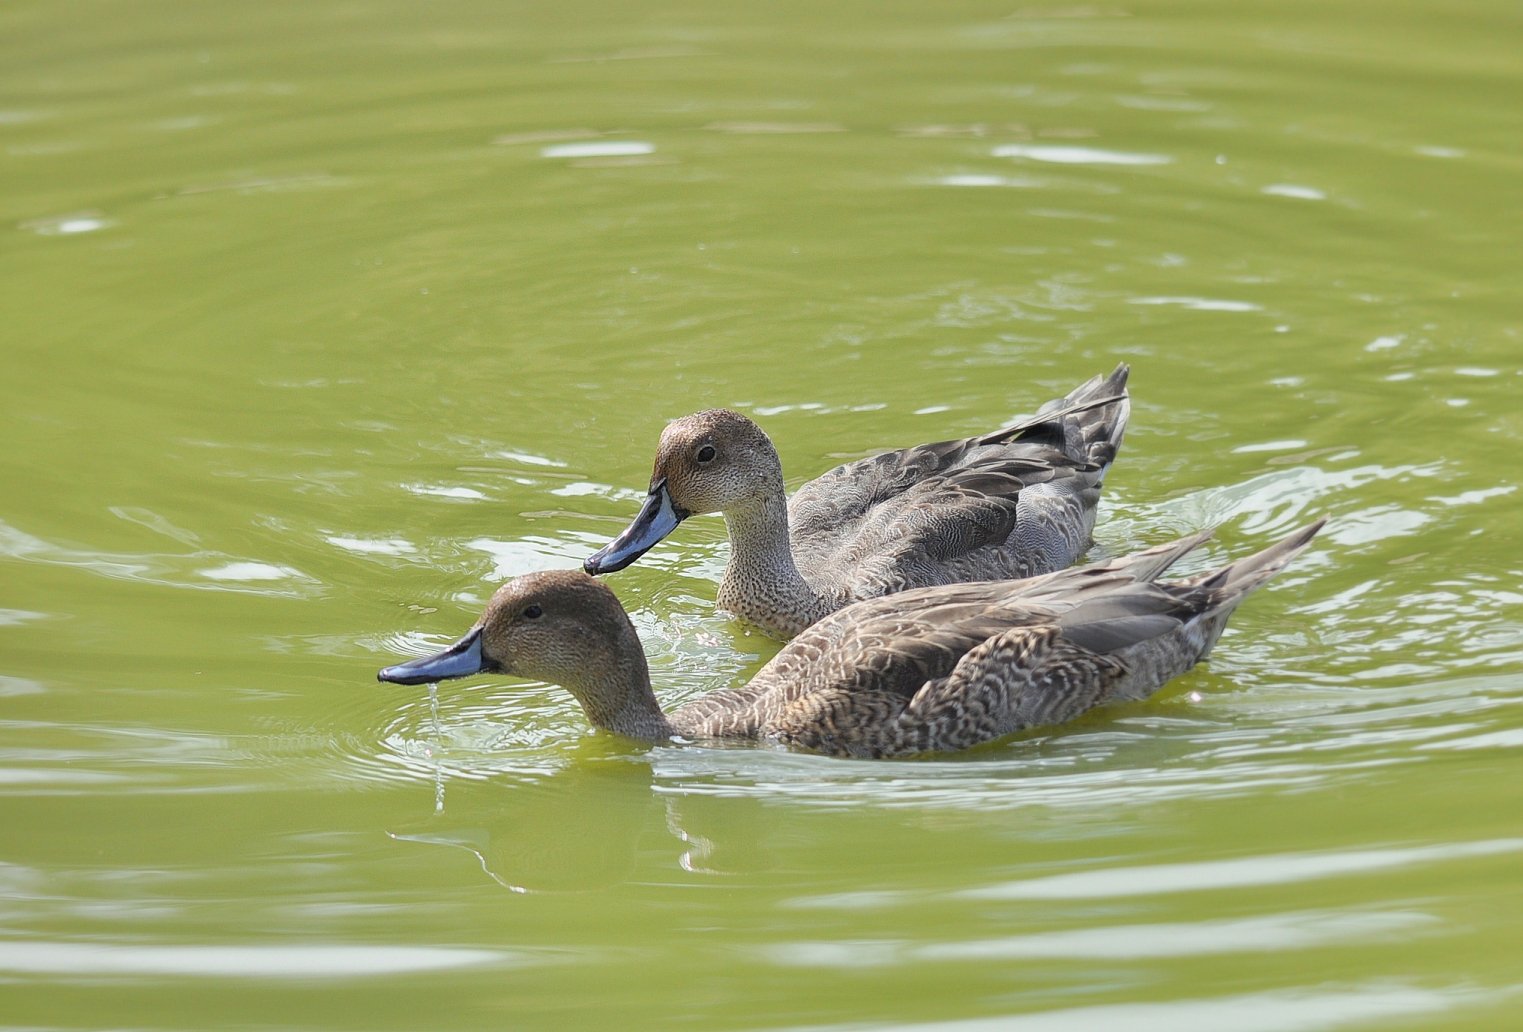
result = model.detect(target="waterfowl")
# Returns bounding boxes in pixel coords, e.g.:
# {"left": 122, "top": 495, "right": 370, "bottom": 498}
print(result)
{"left": 380, "top": 520, "right": 1324, "bottom": 759}
{"left": 584, "top": 365, "right": 1131, "bottom": 637}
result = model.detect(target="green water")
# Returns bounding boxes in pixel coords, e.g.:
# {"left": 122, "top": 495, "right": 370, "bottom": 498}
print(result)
{"left": 3, "top": 0, "right": 1521, "bottom": 1027}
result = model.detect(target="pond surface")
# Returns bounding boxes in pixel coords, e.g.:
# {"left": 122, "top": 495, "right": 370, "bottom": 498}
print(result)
{"left": 2, "top": 0, "right": 1520, "bottom": 1028}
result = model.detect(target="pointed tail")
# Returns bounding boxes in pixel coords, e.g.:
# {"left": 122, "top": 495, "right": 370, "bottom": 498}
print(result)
{"left": 995, "top": 362, "right": 1132, "bottom": 471}
{"left": 1041, "top": 362, "right": 1131, "bottom": 469}
{"left": 1097, "top": 526, "right": 1216, "bottom": 583}
{"left": 1187, "top": 518, "right": 1327, "bottom": 600}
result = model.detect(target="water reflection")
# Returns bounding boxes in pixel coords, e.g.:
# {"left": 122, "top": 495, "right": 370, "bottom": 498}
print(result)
{"left": 770, "top": 908, "right": 1437, "bottom": 963}
{"left": 1129, "top": 296, "right": 1262, "bottom": 312}
{"left": 382, "top": 739, "right": 790, "bottom": 891}
{"left": 539, "top": 140, "right": 655, "bottom": 159}
{"left": 959, "top": 838, "right": 1523, "bottom": 900}
{"left": 0, "top": 517, "right": 318, "bottom": 597}
{"left": 704, "top": 121, "right": 845, "bottom": 134}
{"left": 19, "top": 212, "right": 113, "bottom": 235}
{"left": 993, "top": 143, "right": 1172, "bottom": 165}
{"left": 931, "top": 174, "right": 1044, "bottom": 188}
{"left": 791, "top": 984, "right": 1476, "bottom": 1032}
{"left": 388, "top": 755, "right": 662, "bottom": 893}
{"left": 0, "top": 940, "right": 520, "bottom": 978}
{"left": 1262, "top": 183, "right": 1327, "bottom": 200}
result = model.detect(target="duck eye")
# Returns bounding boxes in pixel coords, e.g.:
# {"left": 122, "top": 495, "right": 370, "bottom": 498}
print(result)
{"left": 522, "top": 604, "right": 543, "bottom": 619}
{"left": 696, "top": 444, "right": 716, "bottom": 463}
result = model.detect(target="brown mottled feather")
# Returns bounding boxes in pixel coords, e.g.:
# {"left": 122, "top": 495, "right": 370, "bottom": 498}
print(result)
{"left": 663, "top": 521, "right": 1323, "bottom": 756}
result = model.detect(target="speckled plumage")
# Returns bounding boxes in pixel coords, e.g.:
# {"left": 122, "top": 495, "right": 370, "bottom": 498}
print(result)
{"left": 381, "top": 521, "right": 1325, "bottom": 759}
{"left": 585, "top": 365, "right": 1132, "bottom": 637}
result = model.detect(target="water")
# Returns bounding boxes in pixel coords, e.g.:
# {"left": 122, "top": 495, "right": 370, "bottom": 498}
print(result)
{"left": 2, "top": 0, "right": 1520, "bottom": 1028}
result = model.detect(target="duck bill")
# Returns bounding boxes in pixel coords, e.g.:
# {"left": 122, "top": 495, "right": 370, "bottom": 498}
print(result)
{"left": 584, "top": 479, "right": 687, "bottom": 575}
{"left": 378, "top": 629, "right": 487, "bottom": 685}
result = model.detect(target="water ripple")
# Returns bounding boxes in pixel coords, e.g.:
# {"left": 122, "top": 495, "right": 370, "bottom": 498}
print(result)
{"left": 993, "top": 143, "right": 1172, "bottom": 165}
{"left": 771, "top": 908, "right": 1437, "bottom": 964}
{"left": 959, "top": 838, "right": 1523, "bottom": 900}
{"left": 0, "top": 519, "right": 319, "bottom": 597}
{"left": 788, "top": 983, "right": 1484, "bottom": 1032}
{"left": 18, "top": 212, "right": 113, "bottom": 235}
{"left": 0, "top": 940, "right": 527, "bottom": 978}
{"left": 540, "top": 140, "right": 654, "bottom": 159}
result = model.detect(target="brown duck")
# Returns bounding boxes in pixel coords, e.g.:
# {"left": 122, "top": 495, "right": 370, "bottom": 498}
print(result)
{"left": 380, "top": 521, "right": 1323, "bottom": 759}
{"left": 583, "top": 365, "right": 1131, "bottom": 637}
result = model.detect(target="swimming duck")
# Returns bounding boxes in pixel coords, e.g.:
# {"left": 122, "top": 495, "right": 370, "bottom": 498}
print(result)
{"left": 380, "top": 520, "right": 1323, "bottom": 759}
{"left": 583, "top": 365, "right": 1131, "bottom": 637}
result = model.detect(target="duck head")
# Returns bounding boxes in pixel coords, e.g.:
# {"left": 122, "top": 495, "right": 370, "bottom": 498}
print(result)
{"left": 378, "top": 569, "right": 646, "bottom": 692}
{"left": 584, "top": 409, "right": 781, "bottom": 575}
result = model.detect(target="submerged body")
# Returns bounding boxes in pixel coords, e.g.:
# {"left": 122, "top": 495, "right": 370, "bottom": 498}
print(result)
{"left": 584, "top": 365, "right": 1132, "bottom": 637}
{"left": 381, "top": 521, "right": 1323, "bottom": 759}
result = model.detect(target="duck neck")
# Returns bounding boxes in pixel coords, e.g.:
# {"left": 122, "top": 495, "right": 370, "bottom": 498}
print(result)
{"left": 718, "top": 486, "right": 827, "bottom": 636}
{"left": 567, "top": 642, "right": 675, "bottom": 743}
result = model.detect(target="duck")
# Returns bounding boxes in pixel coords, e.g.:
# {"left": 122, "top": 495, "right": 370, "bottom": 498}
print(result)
{"left": 583, "top": 365, "right": 1131, "bottom": 637}
{"left": 379, "top": 520, "right": 1324, "bottom": 759}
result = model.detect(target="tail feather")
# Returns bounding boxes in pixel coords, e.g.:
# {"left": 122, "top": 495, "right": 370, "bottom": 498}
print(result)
{"left": 1186, "top": 518, "right": 1327, "bottom": 599}
{"left": 1181, "top": 519, "right": 1325, "bottom": 660}
{"left": 1055, "top": 362, "right": 1130, "bottom": 468}
{"left": 1008, "top": 526, "right": 1216, "bottom": 615}
{"left": 997, "top": 362, "right": 1131, "bottom": 468}
{"left": 1094, "top": 526, "right": 1216, "bottom": 584}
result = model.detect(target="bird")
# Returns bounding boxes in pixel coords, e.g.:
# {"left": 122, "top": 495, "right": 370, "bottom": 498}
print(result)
{"left": 583, "top": 365, "right": 1131, "bottom": 637}
{"left": 380, "top": 520, "right": 1324, "bottom": 759}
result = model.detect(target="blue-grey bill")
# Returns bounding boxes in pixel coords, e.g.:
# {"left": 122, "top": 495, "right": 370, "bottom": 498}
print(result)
{"left": 583, "top": 481, "right": 686, "bottom": 575}
{"left": 377, "top": 629, "right": 485, "bottom": 685}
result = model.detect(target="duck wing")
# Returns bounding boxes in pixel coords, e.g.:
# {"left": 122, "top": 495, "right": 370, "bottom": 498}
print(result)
{"left": 737, "top": 524, "right": 1324, "bottom": 758}
{"left": 669, "top": 526, "right": 1243, "bottom": 752}
{"left": 763, "top": 526, "right": 1217, "bottom": 705}
{"left": 750, "top": 570, "right": 1200, "bottom": 758}
{"left": 787, "top": 366, "right": 1130, "bottom": 582}
{"left": 843, "top": 451, "right": 1114, "bottom": 596}
{"left": 678, "top": 523, "right": 1320, "bottom": 758}
{"left": 752, "top": 576, "right": 1112, "bottom": 757}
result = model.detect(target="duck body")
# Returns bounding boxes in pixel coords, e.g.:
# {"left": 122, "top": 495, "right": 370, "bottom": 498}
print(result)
{"left": 585, "top": 365, "right": 1132, "bottom": 637}
{"left": 380, "top": 521, "right": 1323, "bottom": 760}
